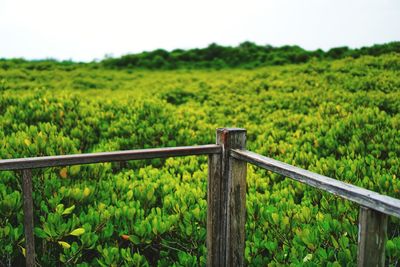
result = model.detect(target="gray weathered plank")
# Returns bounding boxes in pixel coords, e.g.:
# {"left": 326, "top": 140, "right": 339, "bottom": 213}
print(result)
{"left": 227, "top": 155, "right": 247, "bottom": 266}
{"left": 231, "top": 149, "right": 400, "bottom": 218}
{"left": 207, "top": 128, "right": 246, "bottom": 267}
{"left": 357, "top": 207, "right": 387, "bottom": 267}
{"left": 22, "top": 169, "right": 35, "bottom": 267}
{"left": 207, "top": 152, "right": 222, "bottom": 267}
{"left": 0, "top": 145, "right": 221, "bottom": 171}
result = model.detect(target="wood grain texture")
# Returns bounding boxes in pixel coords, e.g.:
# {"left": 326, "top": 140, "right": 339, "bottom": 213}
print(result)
{"left": 227, "top": 157, "right": 247, "bottom": 266}
{"left": 357, "top": 207, "right": 387, "bottom": 267}
{"left": 207, "top": 153, "right": 222, "bottom": 267}
{"left": 22, "top": 169, "right": 35, "bottom": 267}
{"left": 0, "top": 145, "right": 221, "bottom": 170}
{"left": 207, "top": 128, "right": 246, "bottom": 267}
{"left": 231, "top": 149, "right": 400, "bottom": 218}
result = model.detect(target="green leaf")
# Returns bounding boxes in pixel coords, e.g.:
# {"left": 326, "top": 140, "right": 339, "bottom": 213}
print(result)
{"left": 127, "top": 190, "right": 133, "bottom": 200}
{"left": 317, "top": 248, "right": 327, "bottom": 259}
{"left": 69, "top": 165, "right": 81, "bottom": 176}
{"left": 271, "top": 213, "right": 279, "bottom": 224}
{"left": 34, "top": 228, "right": 48, "bottom": 238}
{"left": 58, "top": 241, "right": 71, "bottom": 249}
{"left": 59, "top": 254, "right": 66, "bottom": 263}
{"left": 97, "top": 260, "right": 108, "bottom": 267}
{"left": 103, "top": 223, "right": 113, "bottom": 238}
{"left": 192, "top": 207, "right": 200, "bottom": 220}
{"left": 185, "top": 224, "right": 192, "bottom": 236}
{"left": 303, "top": 253, "right": 313, "bottom": 262}
{"left": 339, "top": 236, "right": 349, "bottom": 249}
{"left": 266, "top": 241, "right": 277, "bottom": 252}
{"left": 62, "top": 205, "right": 75, "bottom": 215}
{"left": 56, "top": 204, "right": 64, "bottom": 214}
{"left": 130, "top": 235, "right": 141, "bottom": 245}
{"left": 386, "top": 240, "right": 395, "bottom": 251}
{"left": 21, "top": 247, "right": 26, "bottom": 257}
{"left": 69, "top": 228, "right": 85, "bottom": 236}
{"left": 146, "top": 188, "right": 154, "bottom": 201}
{"left": 83, "top": 187, "right": 90, "bottom": 197}
{"left": 331, "top": 235, "right": 339, "bottom": 249}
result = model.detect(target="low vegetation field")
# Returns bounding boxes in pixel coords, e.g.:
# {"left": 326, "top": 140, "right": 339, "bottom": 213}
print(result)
{"left": 0, "top": 52, "right": 399, "bottom": 266}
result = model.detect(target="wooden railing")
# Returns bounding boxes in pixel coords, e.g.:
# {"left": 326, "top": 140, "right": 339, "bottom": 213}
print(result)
{"left": 0, "top": 128, "right": 399, "bottom": 267}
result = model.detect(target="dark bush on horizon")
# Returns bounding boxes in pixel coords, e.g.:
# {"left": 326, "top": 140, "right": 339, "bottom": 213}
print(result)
{"left": 1, "top": 42, "right": 399, "bottom": 70}
{"left": 101, "top": 41, "right": 400, "bottom": 70}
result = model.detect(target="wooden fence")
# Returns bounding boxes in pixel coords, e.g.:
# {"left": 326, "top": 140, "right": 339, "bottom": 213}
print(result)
{"left": 0, "top": 128, "right": 399, "bottom": 267}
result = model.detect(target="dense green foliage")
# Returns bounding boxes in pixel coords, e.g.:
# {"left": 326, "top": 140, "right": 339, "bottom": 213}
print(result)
{"left": 0, "top": 52, "right": 400, "bottom": 266}
{"left": 101, "top": 41, "right": 400, "bottom": 69}
{"left": 1, "top": 42, "right": 400, "bottom": 71}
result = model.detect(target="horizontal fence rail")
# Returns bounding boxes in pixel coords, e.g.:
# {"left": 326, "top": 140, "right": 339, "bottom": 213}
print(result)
{"left": 231, "top": 147, "right": 400, "bottom": 266}
{"left": 1, "top": 128, "right": 399, "bottom": 267}
{"left": 1, "top": 144, "right": 221, "bottom": 267}
{"left": 0, "top": 144, "right": 221, "bottom": 171}
{"left": 231, "top": 149, "right": 400, "bottom": 218}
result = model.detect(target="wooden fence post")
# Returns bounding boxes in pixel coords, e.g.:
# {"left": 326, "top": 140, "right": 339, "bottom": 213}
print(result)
{"left": 357, "top": 206, "right": 388, "bottom": 267}
{"left": 22, "top": 169, "right": 35, "bottom": 267}
{"left": 207, "top": 128, "right": 247, "bottom": 267}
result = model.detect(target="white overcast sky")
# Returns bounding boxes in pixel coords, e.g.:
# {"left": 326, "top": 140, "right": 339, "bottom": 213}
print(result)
{"left": 0, "top": 0, "right": 399, "bottom": 62}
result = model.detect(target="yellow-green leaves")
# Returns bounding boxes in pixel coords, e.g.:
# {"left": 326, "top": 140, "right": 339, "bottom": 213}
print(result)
{"left": 34, "top": 227, "right": 48, "bottom": 238}
{"left": 271, "top": 213, "right": 279, "bottom": 224}
{"left": 126, "top": 190, "right": 133, "bottom": 200}
{"left": 331, "top": 235, "right": 339, "bottom": 249}
{"left": 192, "top": 207, "right": 200, "bottom": 220}
{"left": 146, "top": 188, "right": 154, "bottom": 201}
{"left": 69, "top": 165, "right": 81, "bottom": 176}
{"left": 300, "top": 206, "right": 311, "bottom": 222}
{"left": 2, "top": 52, "right": 400, "bottom": 266}
{"left": 21, "top": 247, "right": 26, "bottom": 257}
{"left": 303, "top": 253, "right": 313, "bottom": 262}
{"left": 69, "top": 228, "right": 85, "bottom": 236}
{"left": 58, "top": 241, "right": 71, "bottom": 249}
{"left": 62, "top": 205, "right": 75, "bottom": 215}
{"left": 24, "top": 139, "right": 31, "bottom": 146}
{"left": 83, "top": 187, "right": 91, "bottom": 197}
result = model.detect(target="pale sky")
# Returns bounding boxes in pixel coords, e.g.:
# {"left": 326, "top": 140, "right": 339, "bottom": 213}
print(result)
{"left": 0, "top": 0, "right": 399, "bottom": 62}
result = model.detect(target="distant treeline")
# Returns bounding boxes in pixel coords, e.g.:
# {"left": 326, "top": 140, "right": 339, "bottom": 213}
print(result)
{"left": 102, "top": 41, "right": 400, "bottom": 69}
{"left": 0, "top": 58, "right": 87, "bottom": 71}
{"left": 1, "top": 42, "right": 399, "bottom": 70}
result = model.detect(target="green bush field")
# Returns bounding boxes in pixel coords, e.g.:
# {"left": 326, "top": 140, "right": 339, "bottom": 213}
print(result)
{"left": 0, "top": 45, "right": 399, "bottom": 266}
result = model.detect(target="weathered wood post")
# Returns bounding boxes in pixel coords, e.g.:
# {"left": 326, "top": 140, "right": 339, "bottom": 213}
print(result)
{"left": 207, "top": 128, "right": 247, "bottom": 267}
{"left": 22, "top": 169, "right": 35, "bottom": 267}
{"left": 357, "top": 206, "right": 388, "bottom": 267}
